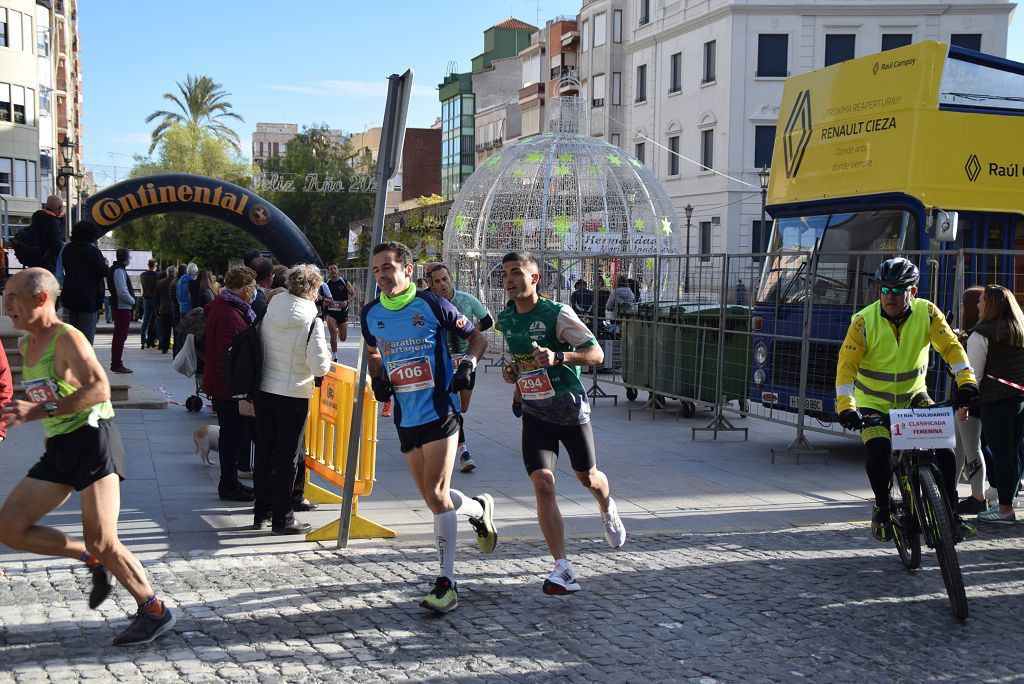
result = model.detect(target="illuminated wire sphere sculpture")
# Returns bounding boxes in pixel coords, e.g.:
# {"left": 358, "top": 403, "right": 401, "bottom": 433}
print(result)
{"left": 442, "top": 91, "right": 680, "bottom": 311}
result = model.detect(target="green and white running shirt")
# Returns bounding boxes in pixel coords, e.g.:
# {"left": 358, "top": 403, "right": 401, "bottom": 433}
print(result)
{"left": 446, "top": 290, "right": 490, "bottom": 356}
{"left": 496, "top": 298, "right": 597, "bottom": 426}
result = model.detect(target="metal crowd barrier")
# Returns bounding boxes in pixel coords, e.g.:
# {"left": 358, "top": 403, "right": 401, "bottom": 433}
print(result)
{"left": 447, "top": 248, "right": 1024, "bottom": 462}
{"left": 302, "top": 362, "right": 394, "bottom": 541}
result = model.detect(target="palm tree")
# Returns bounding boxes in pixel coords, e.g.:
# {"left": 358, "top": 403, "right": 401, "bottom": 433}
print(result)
{"left": 145, "top": 75, "right": 244, "bottom": 154}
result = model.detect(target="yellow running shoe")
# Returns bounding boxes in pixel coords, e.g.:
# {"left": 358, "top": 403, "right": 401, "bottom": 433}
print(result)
{"left": 469, "top": 493, "right": 498, "bottom": 554}
{"left": 420, "top": 577, "right": 458, "bottom": 614}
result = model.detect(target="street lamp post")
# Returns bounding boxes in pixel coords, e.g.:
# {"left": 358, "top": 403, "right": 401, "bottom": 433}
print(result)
{"left": 684, "top": 203, "right": 693, "bottom": 294}
{"left": 58, "top": 136, "right": 76, "bottom": 241}
{"left": 757, "top": 165, "right": 771, "bottom": 253}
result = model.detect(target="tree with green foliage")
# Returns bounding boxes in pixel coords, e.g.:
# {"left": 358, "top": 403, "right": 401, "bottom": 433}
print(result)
{"left": 258, "top": 125, "right": 374, "bottom": 265}
{"left": 113, "top": 125, "right": 258, "bottom": 272}
{"left": 145, "top": 75, "right": 244, "bottom": 155}
{"left": 352, "top": 194, "right": 448, "bottom": 266}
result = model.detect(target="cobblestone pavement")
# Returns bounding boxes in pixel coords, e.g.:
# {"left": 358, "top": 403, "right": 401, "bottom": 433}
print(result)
{"left": 3, "top": 523, "right": 1024, "bottom": 683}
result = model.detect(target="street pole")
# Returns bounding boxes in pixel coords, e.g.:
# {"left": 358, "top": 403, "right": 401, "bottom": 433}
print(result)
{"left": 758, "top": 165, "right": 770, "bottom": 254}
{"left": 684, "top": 204, "right": 693, "bottom": 295}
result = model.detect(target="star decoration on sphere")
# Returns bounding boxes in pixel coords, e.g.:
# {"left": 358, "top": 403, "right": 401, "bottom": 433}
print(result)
{"left": 660, "top": 217, "right": 672, "bottom": 235}
{"left": 558, "top": 153, "right": 573, "bottom": 163}
{"left": 552, "top": 215, "right": 571, "bottom": 238}
{"left": 628, "top": 158, "right": 644, "bottom": 169}
{"left": 512, "top": 169, "right": 525, "bottom": 178}
{"left": 486, "top": 155, "right": 502, "bottom": 168}
{"left": 634, "top": 218, "right": 646, "bottom": 232}
{"left": 606, "top": 154, "right": 623, "bottom": 166}
{"left": 512, "top": 217, "right": 525, "bottom": 228}
{"left": 526, "top": 152, "right": 545, "bottom": 164}
{"left": 555, "top": 165, "right": 571, "bottom": 176}
{"left": 454, "top": 215, "right": 469, "bottom": 230}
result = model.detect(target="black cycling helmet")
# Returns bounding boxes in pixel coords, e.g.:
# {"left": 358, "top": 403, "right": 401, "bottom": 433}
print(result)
{"left": 876, "top": 257, "right": 919, "bottom": 287}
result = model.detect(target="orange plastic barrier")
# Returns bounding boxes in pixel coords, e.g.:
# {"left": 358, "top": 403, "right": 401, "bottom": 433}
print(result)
{"left": 302, "top": 363, "right": 394, "bottom": 541}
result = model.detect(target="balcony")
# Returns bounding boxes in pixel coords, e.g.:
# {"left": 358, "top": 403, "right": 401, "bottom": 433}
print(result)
{"left": 592, "top": 98, "right": 604, "bottom": 108}
{"left": 519, "top": 82, "right": 545, "bottom": 106}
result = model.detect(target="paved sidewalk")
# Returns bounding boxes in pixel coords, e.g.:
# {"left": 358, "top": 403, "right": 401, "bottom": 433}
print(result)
{"left": 2, "top": 327, "right": 1023, "bottom": 681}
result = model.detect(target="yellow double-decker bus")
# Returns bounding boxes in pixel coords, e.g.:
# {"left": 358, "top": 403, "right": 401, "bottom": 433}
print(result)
{"left": 751, "top": 40, "right": 1024, "bottom": 419}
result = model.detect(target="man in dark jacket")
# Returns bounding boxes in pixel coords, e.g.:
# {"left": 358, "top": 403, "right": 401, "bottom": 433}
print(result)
{"left": 155, "top": 266, "right": 176, "bottom": 354}
{"left": 61, "top": 221, "right": 108, "bottom": 344}
{"left": 32, "top": 195, "right": 66, "bottom": 274}
{"left": 139, "top": 260, "right": 160, "bottom": 349}
{"left": 106, "top": 249, "right": 136, "bottom": 373}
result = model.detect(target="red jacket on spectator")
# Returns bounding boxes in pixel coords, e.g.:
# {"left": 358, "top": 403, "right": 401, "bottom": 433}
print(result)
{"left": 203, "top": 295, "right": 251, "bottom": 400}
{"left": 0, "top": 344, "right": 11, "bottom": 439}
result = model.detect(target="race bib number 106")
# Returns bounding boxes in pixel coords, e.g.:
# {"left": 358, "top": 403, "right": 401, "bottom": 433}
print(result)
{"left": 388, "top": 357, "right": 434, "bottom": 393}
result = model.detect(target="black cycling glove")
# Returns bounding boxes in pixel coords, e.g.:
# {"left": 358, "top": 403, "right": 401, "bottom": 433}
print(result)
{"left": 838, "top": 409, "right": 862, "bottom": 431}
{"left": 954, "top": 383, "right": 981, "bottom": 409}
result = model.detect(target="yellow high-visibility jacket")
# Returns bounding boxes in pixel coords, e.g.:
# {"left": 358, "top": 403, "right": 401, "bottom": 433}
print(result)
{"left": 835, "top": 298, "right": 975, "bottom": 413}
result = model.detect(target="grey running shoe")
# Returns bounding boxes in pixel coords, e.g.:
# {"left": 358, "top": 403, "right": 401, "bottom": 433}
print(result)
{"left": 88, "top": 565, "right": 113, "bottom": 609}
{"left": 112, "top": 605, "right": 177, "bottom": 646}
{"left": 459, "top": 452, "right": 477, "bottom": 473}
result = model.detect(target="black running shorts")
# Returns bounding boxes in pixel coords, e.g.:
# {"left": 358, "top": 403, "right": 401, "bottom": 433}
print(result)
{"left": 27, "top": 419, "right": 126, "bottom": 491}
{"left": 397, "top": 413, "right": 461, "bottom": 454}
{"left": 521, "top": 413, "right": 596, "bottom": 475}
{"left": 326, "top": 309, "right": 349, "bottom": 324}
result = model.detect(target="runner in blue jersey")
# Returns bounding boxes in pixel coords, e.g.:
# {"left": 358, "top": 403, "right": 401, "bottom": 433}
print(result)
{"left": 360, "top": 241, "right": 498, "bottom": 614}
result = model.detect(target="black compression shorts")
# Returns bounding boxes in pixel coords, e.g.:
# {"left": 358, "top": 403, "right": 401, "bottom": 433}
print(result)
{"left": 521, "top": 412, "right": 596, "bottom": 475}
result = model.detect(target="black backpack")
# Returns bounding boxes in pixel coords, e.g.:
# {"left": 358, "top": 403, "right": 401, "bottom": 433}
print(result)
{"left": 10, "top": 224, "right": 44, "bottom": 267}
{"left": 221, "top": 316, "right": 319, "bottom": 399}
{"left": 220, "top": 321, "right": 263, "bottom": 400}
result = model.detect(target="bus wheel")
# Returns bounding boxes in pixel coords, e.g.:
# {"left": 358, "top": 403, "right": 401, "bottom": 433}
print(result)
{"left": 625, "top": 387, "right": 638, "bottom": 401}
{"left": 680, "top": 401, "right": 696, "bottom": 418}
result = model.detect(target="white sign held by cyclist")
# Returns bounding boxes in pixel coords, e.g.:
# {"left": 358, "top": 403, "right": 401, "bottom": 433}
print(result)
{"left": 889, "top": 407, "right": 956, "bottom": 450}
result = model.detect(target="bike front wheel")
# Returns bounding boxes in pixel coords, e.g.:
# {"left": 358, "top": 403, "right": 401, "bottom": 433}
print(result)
{"left": 890, "top": 471, "right": 921, "bottom": 570}
{"left": 920, "top": 468, "right": 968, "bottom": 621}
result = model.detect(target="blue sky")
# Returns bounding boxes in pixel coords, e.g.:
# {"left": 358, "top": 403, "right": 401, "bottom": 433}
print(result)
{"left": 80, "top": 0, "right": 581, "bottom": 187}
{"left": 81, "top": 1, "right": 1024, "bottom": 189}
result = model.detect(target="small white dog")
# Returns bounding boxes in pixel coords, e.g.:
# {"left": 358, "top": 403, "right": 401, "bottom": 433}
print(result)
{"left": 193, "top": 425, "right": 220, "bottom": 466}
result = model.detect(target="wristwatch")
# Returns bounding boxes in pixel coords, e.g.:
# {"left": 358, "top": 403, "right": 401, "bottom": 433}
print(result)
{"left": 44, "top": 401, "right": 58, "bottom": 418}
{"left": 554, "top": 351, "right": 565, "bottom": 366}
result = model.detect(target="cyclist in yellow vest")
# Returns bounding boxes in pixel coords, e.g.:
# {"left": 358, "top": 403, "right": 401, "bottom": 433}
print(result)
{"left": 835, "top": 258, "right": 980, "bottom": 542}
{"left": 0, "top": 268, "right": 175, "bottom": 645}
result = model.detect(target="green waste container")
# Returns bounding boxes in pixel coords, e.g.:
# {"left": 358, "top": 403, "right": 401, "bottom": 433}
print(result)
{"left": 620, "top": 302, "right": 649, "bottom": 389}
{"left": 676, "top": 305, "right": 751, "bottom": 403}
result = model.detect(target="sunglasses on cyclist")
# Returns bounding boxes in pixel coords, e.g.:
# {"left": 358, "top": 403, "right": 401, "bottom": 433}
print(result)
{"left": 880, "top": 286, "right": 908, "bottom": 296}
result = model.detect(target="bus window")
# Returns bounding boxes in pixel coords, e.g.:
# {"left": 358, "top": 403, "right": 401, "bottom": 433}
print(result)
{"left": 756, "top": 209, "right": 914, "bottom": 306}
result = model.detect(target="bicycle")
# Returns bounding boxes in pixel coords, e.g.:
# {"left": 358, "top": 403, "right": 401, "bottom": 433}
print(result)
{"left": 863, "top": 402, "right": 969, "bottom": 620}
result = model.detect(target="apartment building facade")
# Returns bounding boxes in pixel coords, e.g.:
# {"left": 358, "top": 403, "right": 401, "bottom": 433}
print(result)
{"left": 0, "top": 0, "right": 83, "bottom": 228}
{"left": 578, "top": 0, "right": 1013, "bottom": 257}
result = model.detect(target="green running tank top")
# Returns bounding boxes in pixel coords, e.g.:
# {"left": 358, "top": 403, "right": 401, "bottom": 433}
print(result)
{"left": 21, "top": 325, "right": 114, "bottom": 438}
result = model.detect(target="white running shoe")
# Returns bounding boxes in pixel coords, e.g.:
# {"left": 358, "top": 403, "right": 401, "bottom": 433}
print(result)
{"left": 602, "top": 498, "right": 627, "bottom": 549}
{"left": 542, "top": 561, "right": 581, "bottom": 595}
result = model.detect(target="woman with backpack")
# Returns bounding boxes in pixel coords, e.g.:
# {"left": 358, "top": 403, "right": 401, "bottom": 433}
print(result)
{"left": 252, "top": 264, "right": 332, "bottom": 535}
{"left": 203, "top": 266, "right": 259, "bottom": 503}
{"left": 966, "top": 285, "right": 1024, "bottom": 525}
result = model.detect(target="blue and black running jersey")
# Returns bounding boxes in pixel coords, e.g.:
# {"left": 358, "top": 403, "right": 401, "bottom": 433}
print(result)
{"left": 361, "top": 290, "right": 476, "bottom": 428}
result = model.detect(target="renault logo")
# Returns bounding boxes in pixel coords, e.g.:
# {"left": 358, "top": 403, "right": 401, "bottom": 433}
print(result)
{"left": 783, "top": 90, "right": 813, "bottom": 179}
{"left": 964, "top": 154, "right": 981, "bottom": 182}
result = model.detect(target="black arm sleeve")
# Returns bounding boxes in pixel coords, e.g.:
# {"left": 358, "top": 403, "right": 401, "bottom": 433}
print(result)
{"left": 477, "top": 314, "right": 494, "bottom": 332}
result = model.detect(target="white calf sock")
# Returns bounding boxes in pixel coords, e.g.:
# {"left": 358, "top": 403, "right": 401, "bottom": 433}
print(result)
{"left": 434, "top": 510, "right": 458, "bottom": 581}
{"left": 449, "top": 489, "right": 484, "bottom": 519}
